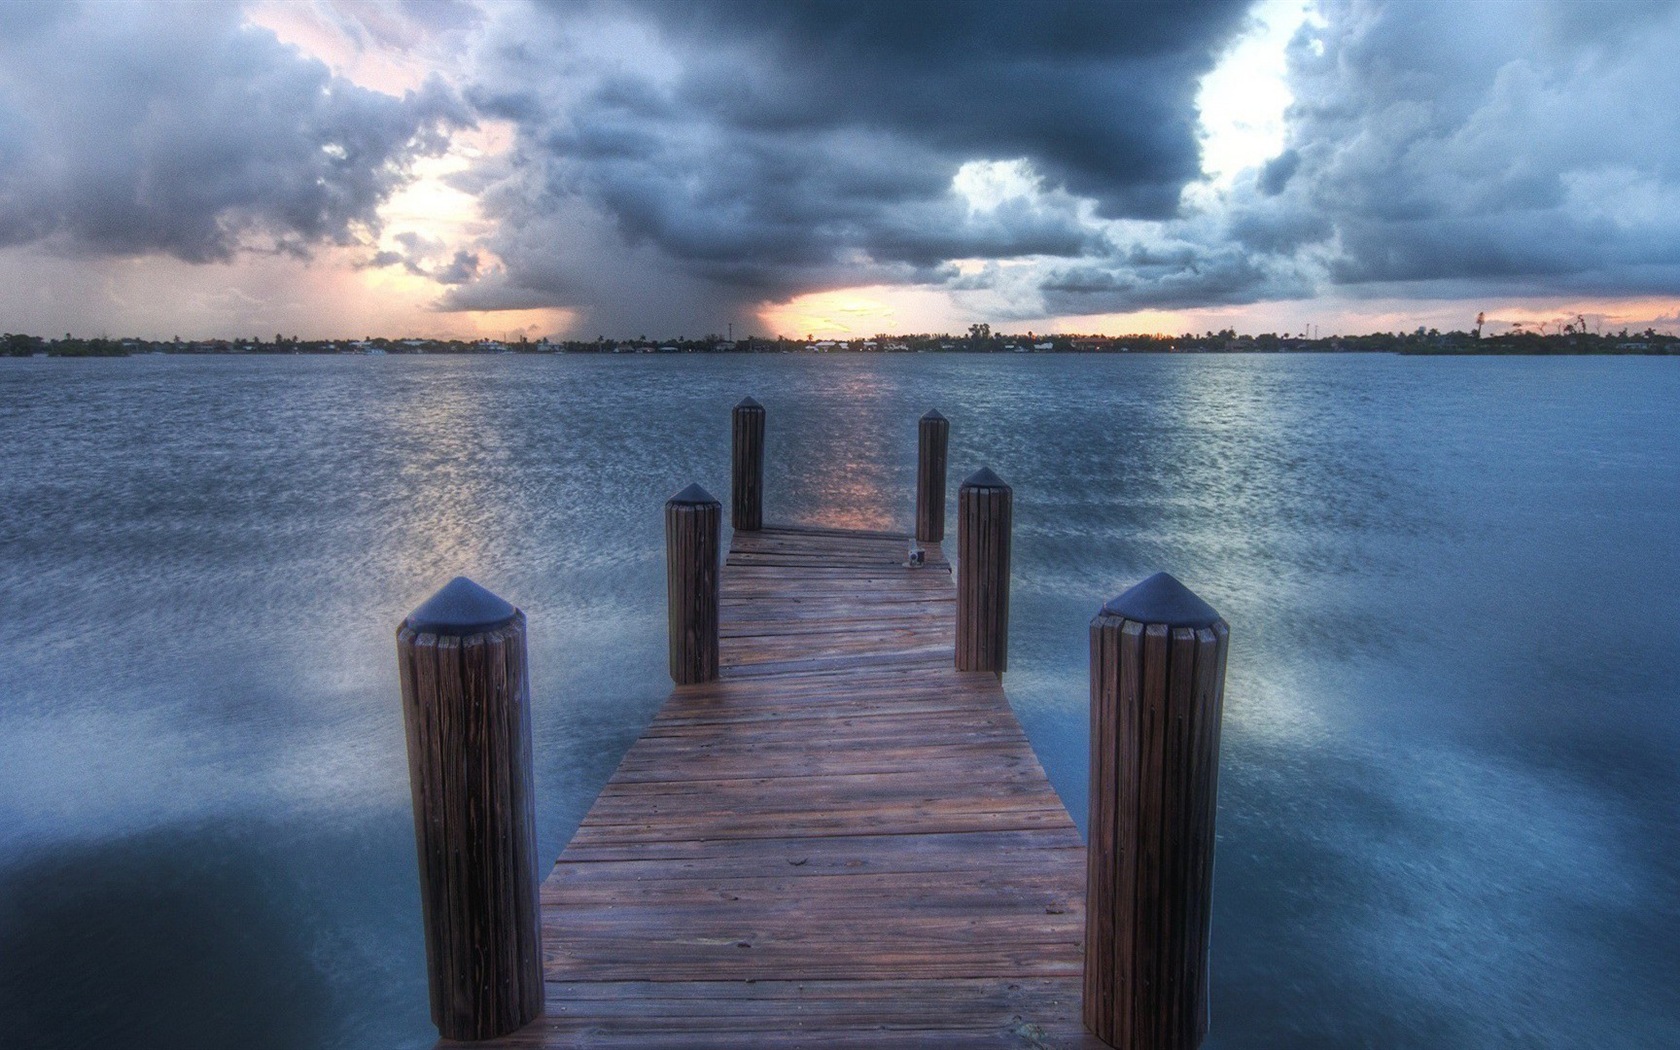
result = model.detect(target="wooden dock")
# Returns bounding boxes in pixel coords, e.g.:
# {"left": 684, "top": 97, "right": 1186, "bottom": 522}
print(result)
{"left": 470, "top": 524, "right": 1101, "bottom": 1047}
{"left": 401, "top": 412, "right": 1230, "bottom": 1048}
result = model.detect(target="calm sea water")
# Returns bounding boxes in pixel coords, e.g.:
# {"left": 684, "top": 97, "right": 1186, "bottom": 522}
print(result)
{"left": 0, "top": 353, "right": 1675, "bottom": 1048}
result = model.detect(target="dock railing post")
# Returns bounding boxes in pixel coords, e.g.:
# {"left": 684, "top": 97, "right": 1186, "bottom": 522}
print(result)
{"left": 1084, "top": 573, "right": 1229, "bottom": 1050}
{"left": 396, "top": 577, "right": 542, "bottom": 1042}
{"left": 956, "top": 467, "right": 1011, "bottom": 674}
{"left": 667, "top": 483, "right": 722, "bottom": 684}
{"left": 731, "top": 397, "right": 765, "bottom": 531}
{"left": 916, "top": 409, "right": 949, "bottom": 544}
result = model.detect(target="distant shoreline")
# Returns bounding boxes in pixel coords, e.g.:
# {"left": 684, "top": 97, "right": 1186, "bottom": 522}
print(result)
{"left": 8, "top": 319, "right": 1679, "bottom": 359}
{"left": 6, "top": 343, "right": 1676, "bottom": 359}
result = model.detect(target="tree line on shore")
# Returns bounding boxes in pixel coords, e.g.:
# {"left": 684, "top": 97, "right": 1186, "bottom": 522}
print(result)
{"left": 5, "top": 325, "right": 1676, "bottom": 358}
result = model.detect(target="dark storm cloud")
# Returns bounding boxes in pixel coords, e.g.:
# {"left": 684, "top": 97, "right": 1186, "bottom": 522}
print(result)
{"left": 450, "top": 0, "right": 1250, "bottom": 328}
{"left": 634, "top": 0, "right": 1247, "bottom": 220}
{"left": 1039, "top": 241, "right": 1308, "bottom": 313}
{"left": 1037, "top": 0, "right": 1680, "bottom": 317}
{"left": 1234, "top": 0, "right": 1680, "bottom": 298}
{"left": 0, "top": 1, "right": 468, "bottom": 263}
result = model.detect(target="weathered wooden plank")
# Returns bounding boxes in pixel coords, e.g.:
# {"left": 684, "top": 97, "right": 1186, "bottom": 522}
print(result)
{"left": 721, "top": 609, "right": 953, "bottom": 631}
{"left": 652, "top": 684, "right": 981, "bottom": 717}
{"left": 719, "top": 652, "right": 952, "bottom": 678}
{"left": 625, "top": 712, "right": 1031, "bottom": 741}
{"left": 554, "top": 827, "right": 1081, "bottom": 867}
{"left": 459, "top": 978, "right": 1107, "bottom": 1049}
{"left": 750, "top": 524, "right": 913, "bottom": 541}
{"left": 548, "top": 842, "right": 1083, "bottom": 884}
{"left": 613, "top": 733, "right": 1037, "bottom": 767}
{"left": 564, "top": 802, "right": 1075, "bottom": 845}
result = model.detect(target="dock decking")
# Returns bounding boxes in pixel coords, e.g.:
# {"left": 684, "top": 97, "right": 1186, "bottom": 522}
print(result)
{"left": 476, "top": 524, "right": 1099, "bottom": 1047}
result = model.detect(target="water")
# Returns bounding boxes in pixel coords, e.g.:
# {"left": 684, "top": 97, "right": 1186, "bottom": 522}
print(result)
{"left": 1, "top": 353, "right": 1675, "bottom": 1048}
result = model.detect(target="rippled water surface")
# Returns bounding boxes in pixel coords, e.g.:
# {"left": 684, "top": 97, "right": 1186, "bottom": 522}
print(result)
{"left": 1, "top": 353, "right": 1675, "bottom": 1048}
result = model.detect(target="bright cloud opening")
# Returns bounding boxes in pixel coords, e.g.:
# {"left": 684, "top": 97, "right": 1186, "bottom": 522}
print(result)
{"left": 1195, "top": 0, "right": 1317, "bottom": 187}
{"left": 951, "top": 159, "right": 1039, "bottom": 213}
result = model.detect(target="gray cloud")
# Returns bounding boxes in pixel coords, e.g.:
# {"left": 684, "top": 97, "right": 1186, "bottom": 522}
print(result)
{"left": 1033, "top": 0, "right": 1680, "bottom": 317}
{"left": 0, "top": 1, "right": 469, "bottom": 263}
{"left": 1039, "top": 239, "right": 1315, "bottom": 314}
{"left": 446, "top": 0, "right": 1250, "bottom": 329}
{"left": 433, "top": 250, "right": 480, "bottom": 284}
{"left": 362, "top": 230, "right": 479, "bottom": 284}
{"left": 1238, "top": 0, "right": 1680, "bottom": 298}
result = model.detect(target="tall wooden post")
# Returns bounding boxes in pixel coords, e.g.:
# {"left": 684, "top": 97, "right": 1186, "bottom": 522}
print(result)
{"left": 396, "top": 577, "right": 542, "bottom": 1042}
{"left": 1084, "top": 572, "right": 1229, "bottom": 1050}
{"left": 956, "top": 467, "right": 1011, "bottom": 674}
{"left": 916, "top": 409, "right": 949, "bottom": 544}
{"left": 731, "top": 397, "right": 765, "bottom": 531}
{"left": 667, "top": 483, "right": 721, "bottom": 684}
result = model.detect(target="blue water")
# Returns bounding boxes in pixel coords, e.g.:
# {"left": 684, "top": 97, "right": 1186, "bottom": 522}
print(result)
{"left": 1, "top": 354, "right": 1675, "bottom": 1047}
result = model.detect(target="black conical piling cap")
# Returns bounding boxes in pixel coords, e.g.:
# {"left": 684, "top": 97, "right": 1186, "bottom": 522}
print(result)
{"left": 405, "top": 576, "right": 519, "bottom": 635}
{"left": 735, "top": 396, "right": 763, "bottom": 411}
{"left": 961, "top": 466, "right": 1008, "bottom": 490}
{"left": 921, "top": 409, "right": 947, "bottom": 422}
{"left": 668, "top": 482, "right": 719, "bottom": 506}
{"left": 1103, "top": 572, "right": 1220, "bottom": 629}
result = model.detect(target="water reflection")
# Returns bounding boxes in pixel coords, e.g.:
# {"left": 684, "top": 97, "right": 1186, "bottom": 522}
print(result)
{"left": 763, "top": 358, "right": 910, "bottom": 531}
{"left": 379, "top": 364, "right": 503, "bottom": 587}
{"left": 0, "top": 817, "right": 429, "bottom": 1050}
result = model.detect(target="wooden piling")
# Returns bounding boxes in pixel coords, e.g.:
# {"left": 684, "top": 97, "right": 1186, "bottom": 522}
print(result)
{"left": 666, "top": 482, "right": 721, "bottom": 684}
{"left": 396, "top": 576, "right": 542, "bottom": 1042}
{"left": 731, "top": 397, "right": 765, "bottom": 531}
{"left": 1084, "top": 572, "right": 1229, "bottom": 1050}
{"left": 916, "top": 410, "right": 949, "bottom": 544}
{"left": 956, "top": 467, "right": 1011, "bottom": 674}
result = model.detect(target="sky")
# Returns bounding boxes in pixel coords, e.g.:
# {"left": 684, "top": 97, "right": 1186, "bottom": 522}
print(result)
{"left": 1, "top": 0, "right": 1678, "bottom": 341}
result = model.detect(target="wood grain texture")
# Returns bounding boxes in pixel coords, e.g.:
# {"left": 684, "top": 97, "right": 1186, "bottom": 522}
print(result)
{"left": 460, "top": 524, "right": 1101, "bottom": 1048}
{"left": 916, "top": 410, "right": 950, "bottom": 543}
{"left": 666, "top": 492, "right": 721, "bottom": 684}
{"left": 957, "top": 472, "right": 1012, "bottom": 674}
{"left": 731, "top": 399, "right": 766, "bottom": 531}
{"left": 1083, "top": 611, "right": 1228, "bottom": 1050}
{"left": 398, "top": 616, "right": 543, "bottom": 1042}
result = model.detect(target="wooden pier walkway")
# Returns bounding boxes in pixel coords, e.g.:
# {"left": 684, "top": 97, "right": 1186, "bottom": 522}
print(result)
{"left": 475, "top": 524, "right": 1100, "bottom": 1047}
